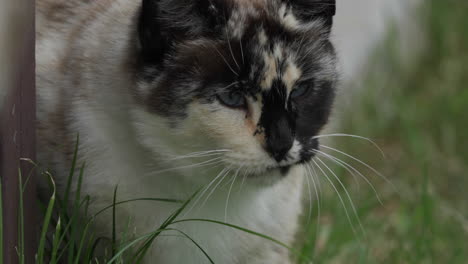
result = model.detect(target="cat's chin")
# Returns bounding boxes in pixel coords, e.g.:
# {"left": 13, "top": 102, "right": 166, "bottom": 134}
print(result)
{"left": 243, "top": 164, "right": 307, "bottom": 187}
{"left": 242, "top": 153, "right": 316, "bottom": 185}
{"left": 249, "top": 164, "right": 295, "bottom": 178}
{"left": 262, "top": 164, "right": 293, "bottom": 176}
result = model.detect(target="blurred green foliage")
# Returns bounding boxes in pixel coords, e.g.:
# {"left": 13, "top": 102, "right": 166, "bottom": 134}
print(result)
{"left": 299, "top": 0, "right": 468, "bottom": 263}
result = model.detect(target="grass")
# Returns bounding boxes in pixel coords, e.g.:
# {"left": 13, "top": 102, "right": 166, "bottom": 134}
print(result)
{"left": 2, "top": 0, "right": 467, "bottom": 262}
{"left": 298, "top": 0, "right": 468, "bottom": 263}
{"left": 4, "top": 138, "right": 300, "bottom": 263}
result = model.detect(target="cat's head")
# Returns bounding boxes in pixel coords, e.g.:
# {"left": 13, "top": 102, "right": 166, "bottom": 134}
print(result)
{"left": 133, "top": 0, "right": 337, "bottom": 179}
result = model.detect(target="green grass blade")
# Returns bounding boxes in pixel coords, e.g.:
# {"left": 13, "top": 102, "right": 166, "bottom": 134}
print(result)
{"left": 37, "top": 173, "right": 56, "bottom": 264}
{"left": 68, "top": 163, "right": 86, "bottom": 264}
{"left": 78, "top": 195, "right": 182, "bottom": 259}
{"left": 53, "top": 196, "right": 90, "bottom": 262}
{"left": 19, "top": 164, "right": 36, "bottom": 258}
{"left": 112, "top": 186, "right": 118, "bottom": 257}
{"left": 118, "top": 217, "right": 133, "bottom": 263}
{"left": 66, "top": 195, "right": 180, "bottom": 262}
{"left": 83, "top": 195, "right": 91, "bottom": 218}
{"left": 85, "top": 237, "right": 110, "bottom": 263}
{"left": 65, "top": 134, "right": 80, "bottom": 205}
{"left": 55, "top": 239, "right": 72, "bottom": 263}
{"left": 170, "top": 218, "right": 307, "bottom": 261}
{"left": 92, "top": 198, "right": 182, "bottom": 218}
{"left": 132, "top": 190, "right": 200, "bottom": 263}
{"left": 19, "top": 158, "right": 37, "bottom": 193}
{"left": 106, "top": 232, "right": 156, "bottom": 264}
{"left": 74, "top": 163, "right": 85, "bottom": 213}
{"left": 50, "top": 217, "right": 62, "bottom": 264}
{"left": 163, "top": 228, "right": 215, "bottom": 264}
{"left": 73, "top": 220, "right": 92, "bottom": 264}
{"left": 109, "top": 227, "right": 215, "bottom": 264}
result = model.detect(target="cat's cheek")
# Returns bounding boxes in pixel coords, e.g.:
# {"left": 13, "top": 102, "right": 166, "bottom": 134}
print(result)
{"left": 245, "top": 97, "right": 266, "bottom": 146}
{"left": 186, "top": 102, "right": 266, "bottom": 159}
{"left": 187, "top": 101, "right": 248, "bottom": 140}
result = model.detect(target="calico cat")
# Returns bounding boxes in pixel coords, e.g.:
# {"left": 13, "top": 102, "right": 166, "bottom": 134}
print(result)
{"left": 37, "top": 0, "right": 337, "bottom": 263}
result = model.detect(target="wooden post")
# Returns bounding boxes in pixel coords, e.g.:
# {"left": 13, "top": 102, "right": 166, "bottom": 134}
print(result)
{"left": 0, "top": 1, "right": 37, "bottom": 263}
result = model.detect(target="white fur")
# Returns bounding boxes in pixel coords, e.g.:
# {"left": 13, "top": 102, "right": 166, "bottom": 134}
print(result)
{"left": 278, "top": 4, "right": 300, "bottom": 30}
{"left": 37, "top": 1, "right": 304, "bottom": 263}
{"left": 283, "top": 60, "right": 302, "bottom": 93}
{"left": 260, "top": 51, "right": 278, "bottom": 91}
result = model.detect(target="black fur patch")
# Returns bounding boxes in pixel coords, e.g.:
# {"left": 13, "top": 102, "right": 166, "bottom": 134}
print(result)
{"left": 286, "top": 0, "right": 336, "bottom": 27}
{"left": 138, "top": 0, "right": 233, "bottom": 65}
{"left": 137, "top": 0, "right": 337, "bottom": 164}
{"left": 260, "top": 79, "right": 295, "bottom": 162}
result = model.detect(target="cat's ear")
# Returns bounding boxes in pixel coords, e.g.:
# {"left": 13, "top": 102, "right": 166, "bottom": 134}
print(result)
{"left": 138, "top": 0, "right": 229, "bottom": 65}
{"left": 286, "top": 0, "right": 336, "bottom": 28}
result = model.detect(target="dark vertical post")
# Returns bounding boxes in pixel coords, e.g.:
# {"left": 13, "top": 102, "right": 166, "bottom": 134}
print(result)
{"left": 0, "top": 0, "right": 37, "bottom": 263}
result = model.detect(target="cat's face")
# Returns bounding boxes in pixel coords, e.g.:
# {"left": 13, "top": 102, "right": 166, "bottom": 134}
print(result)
{"left": 134, "top": 0, "right": 337, "bottom": 178}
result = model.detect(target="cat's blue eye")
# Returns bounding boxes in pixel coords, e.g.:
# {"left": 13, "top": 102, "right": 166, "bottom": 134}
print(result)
{"left": 290, "top": 85, "right": 310, "bottom": 99}
{"left": 217, "top": 91, "right": 246, "bottom": 108}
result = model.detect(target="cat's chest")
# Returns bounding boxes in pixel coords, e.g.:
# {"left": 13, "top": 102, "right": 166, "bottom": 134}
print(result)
{"left": 82, "top": 152, "right": 303, "bottom": 264}
{"left": 116, "top": 182, "right": 300, "bottom": 264}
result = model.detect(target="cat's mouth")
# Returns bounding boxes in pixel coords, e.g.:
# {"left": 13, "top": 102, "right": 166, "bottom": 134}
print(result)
{"left": 246, "top": 151, "right": 316, "bottom": 177}
{"left": 222, "top": 141, "right": 318, "bottom": 177}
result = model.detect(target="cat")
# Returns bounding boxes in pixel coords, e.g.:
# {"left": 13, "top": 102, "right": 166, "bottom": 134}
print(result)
{"left": 36, "top": 0, "right": 337, "bottom": 263}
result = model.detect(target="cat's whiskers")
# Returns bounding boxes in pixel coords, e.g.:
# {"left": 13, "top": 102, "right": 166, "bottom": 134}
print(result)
{"left": 239, "top": 36, "right": 245, "bottom": 66}
{"left": 210, "top": 43, "right": 239, "bottom": 77}
{"left": 314, "top": 149, "right": 361, "bottom": 187}
{"left": 306, "top": 163, "right": 322, "bottom": 218}
{"left": 308, "top": 162, "right": 323, "bottom": 200}
{"left": 313, "top": 133, "right": 386, "bottom": 158}
{"left": 310, "top": 159, "right": 362, "bottom": 238}
{"left": 238, "top": 168, "right": 249, "bottom": 194}
{"left": 304, "top": 163, "right": 322, "bottom": 257}
{"left": 224, "top": 166, "right": 243, "bottom": 222}
{"left": 223, "top": 10, "right": 241, "bottom": 71}
{"left": 183, "top": 166, "right": 231, "bottom": 217}
{"left": 225, "top": 27, "right": 240, "bottom": 70}
{"left": 220, "top": 81, "right": 240, "bottom": 91}
{"left": 313, "top": 149, "right": 384, "bottom": 205}
{"left": 200, "top": 166, "right": 233, "bottom": 210}
{"left": 302, "top": 163, "right": 314, "bottom": 225}
{"left": 319, "top": 144, "right": 397, "bottom": 194}
{"left": 168, "top": 149, "right": 231, "bottom": 161}
{"left": 147, "top": 156, "right": 225, "bottom": 176}
{"left": 168, "top": 152, "right": 226, "bottom": 160}
{"left": 315, "top": 157, "right": 366, "bottom": 236}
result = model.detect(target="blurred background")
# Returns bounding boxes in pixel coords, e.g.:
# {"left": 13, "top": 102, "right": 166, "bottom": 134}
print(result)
{"left": 298, "top": 0, "right": 468, "bottom": 263}
{"left": 1, "top": 0, "right": 467, "bottom": 263}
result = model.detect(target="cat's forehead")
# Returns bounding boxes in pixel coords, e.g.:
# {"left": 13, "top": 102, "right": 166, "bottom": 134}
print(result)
{"left": 234, "top": 0, "right": 266, "bottom": 7}
{"left": 138, "top": 0, "right": 336, "bottom": 117}
{"left": 226, "top": 0, "right": 325, "bottom": 34}
{"left": 216, "top": 1, "right": 334, "bottom": 92}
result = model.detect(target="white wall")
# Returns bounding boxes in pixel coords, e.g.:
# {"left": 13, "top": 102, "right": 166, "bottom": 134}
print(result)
{"left": 332, "top": 0, "right": 417, "bottom": 80}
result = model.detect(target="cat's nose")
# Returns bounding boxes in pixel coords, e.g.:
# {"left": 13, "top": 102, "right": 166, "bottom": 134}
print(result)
{"left": 266, "top": 115, "right": 294, "bottom": 162}
{"left": 270, "top": 143, "right": 292, "bottom": 162}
